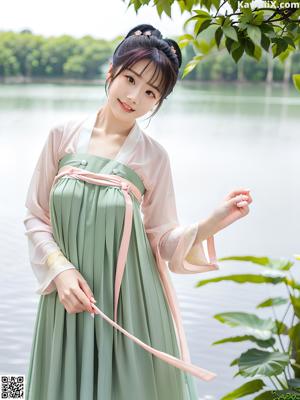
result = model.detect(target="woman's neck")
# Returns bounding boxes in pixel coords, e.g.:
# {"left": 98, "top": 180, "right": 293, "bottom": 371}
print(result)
{"left": 94, "top": 102, "right": 136, "bottom": 138}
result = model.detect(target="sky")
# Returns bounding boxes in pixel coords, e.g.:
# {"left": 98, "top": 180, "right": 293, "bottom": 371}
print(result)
{"left": 1, "top": 0, "right": 191, "bottom": 40}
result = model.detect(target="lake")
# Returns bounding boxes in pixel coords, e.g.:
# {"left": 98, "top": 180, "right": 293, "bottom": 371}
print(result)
{"left": 0, "top": 81, "right": 299, "bottom": 399}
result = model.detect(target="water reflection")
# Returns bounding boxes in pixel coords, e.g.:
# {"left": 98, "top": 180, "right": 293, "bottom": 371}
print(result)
{"left": 0, "top": 82, "right": 299, "bottom": 399}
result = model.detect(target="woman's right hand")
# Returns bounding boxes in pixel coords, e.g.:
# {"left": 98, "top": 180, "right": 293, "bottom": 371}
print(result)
{"left": 53, "top": 269, "right": 96, "bottom": 314}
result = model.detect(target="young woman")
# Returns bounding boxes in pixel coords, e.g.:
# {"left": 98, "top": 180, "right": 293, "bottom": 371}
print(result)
{"left": 24, "top": 23, "right": 252, "bottom": 400}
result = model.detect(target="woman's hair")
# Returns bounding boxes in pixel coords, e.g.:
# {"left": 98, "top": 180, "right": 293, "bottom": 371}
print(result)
{"left": 105, "top": 24, "right": 182, "bottom": 119}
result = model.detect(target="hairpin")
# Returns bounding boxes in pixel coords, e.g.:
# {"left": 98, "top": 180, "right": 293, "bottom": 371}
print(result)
{"left": 133, "top": 29, "right": 152, "bottom": 37}
{"left": 170, "top": 45, "right": 176, "bottom": 54}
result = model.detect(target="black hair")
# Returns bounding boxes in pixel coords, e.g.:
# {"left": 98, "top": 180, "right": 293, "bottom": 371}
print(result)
{"left": 105, "top": 24, "right": 182, "bottom": 120}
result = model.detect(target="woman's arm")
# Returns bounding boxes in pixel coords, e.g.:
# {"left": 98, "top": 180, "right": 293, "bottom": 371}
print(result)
{"left": 23, "top": 124, "right": 76, "bottom": 295}
{"left": 193, "top": 188, "right": 252, "bottom": 245}
{"left": 141, "top": 148, "right": 218, "bottom": 274}
{"left": 141, "top": 147, "right": 252, "bottom": 273}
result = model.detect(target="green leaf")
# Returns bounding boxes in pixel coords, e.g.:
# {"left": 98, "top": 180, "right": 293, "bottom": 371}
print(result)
{"left": 192, "top": 9, "right": 211, "bottom": 18}
{"left": 195, "top": 274, "right": 285, "bottom": 288}
{"left": 275, "top": 320, "right": 289, "bottom": 335}
{"left": 212, "top": 335, "right": 275, "bottom": 348}
{"left": 260, "top": 24, "right": 276, "bottom": 39}
{"left": 253, "top": 10, "right": 264, "bottom": 25}
{"left": 222, "top": 25, "right": 238, "bottom": 42}
{"left": 211, "top": 0, "right": 220, "bottom": 9}
{"left": 247, "top": 25, "right": 262, "bottom": 46}
{"left": 215, "top": 26, "right": 223, "bottom": 48}
{"left": 256, "top": 297, "right": 289, "bottom": 309}
{"left": 261, "top": 34, "right": 270, "bottom": 52}
{"left": 193, "top": 39, "right": 214, "bottom": 54}
{"left": 230, "top": 357, "right": 240, "bottom": 367}
{"left": 225, "top": 37, "right": 234, "bottom": 53}
{"left": 194, "top": 18, "right": 212, "bottom": 36}
{"left": 181, "top": 55, "right": 205, "bottom": 78}
{"left": 238, "top": 348, "right": 290, "bottom": 377}
{"left": 228, "top": 0, "right": 238, "bottom": 12}
{"left": 218, "top": 255, "right": 270, "bottom": 265}
{"left": 272, "top": 38, "right": 289, "bottom": 58}
{"left": 291, "top": 295, "right": 300, "bottom": 319}
{"left": 183, "top": 15, "right": 202, "bottom": 30}
{"left": 220, "top": 379, "right": 266, "bottom": 400}
{"left": 287, "top": 378, "right": 300, "bottom": 389}
{"left": 252, "top": 391, "right": 276, "bottom": 399}
{"left": 293, "top": 74, "right": 300, "bottom": 93}
{"left": 284, "top": 36, "right": 296, "bottom": 49}
{"left": 217, "top": 255, "right": 294, "bottom": 271}
{"left": 232, "top": 44, "right": 244, "bottom": 63}
{"left": 214, "top": 312, "right": 276, "bottom": 340}
{"left": 178, "top": 33, "right": 194, "bottom": 50}
{"left": 155, "top": 0, "right": 172, "bottom": 18}
{"left": 245, "top": 38, "right": 255, "bottom": 56}
{"left": 272, "top": 389, "right": 300, "bottom": 394}
{"left": 288, "top": 279, "right": 300, "bottom": 290}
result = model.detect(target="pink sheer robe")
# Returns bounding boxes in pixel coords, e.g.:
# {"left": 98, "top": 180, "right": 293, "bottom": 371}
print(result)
{"left": 24, "top": 111, "right": 218, "bottom": 296}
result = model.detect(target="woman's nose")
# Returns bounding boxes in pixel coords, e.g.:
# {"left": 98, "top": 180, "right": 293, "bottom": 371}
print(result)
{"left": 126, "top": 88, "right": 140, "bottom": 103}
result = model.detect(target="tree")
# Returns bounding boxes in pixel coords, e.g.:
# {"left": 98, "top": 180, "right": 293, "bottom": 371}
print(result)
{"left": 122, "top": 0, "right": 300, "bottom": 84}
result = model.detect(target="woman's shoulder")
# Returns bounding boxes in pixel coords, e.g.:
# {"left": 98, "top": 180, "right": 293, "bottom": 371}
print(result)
{"left": 54, "top": 115, "right": 89, "bottom": 136}
{"left": 138, "top": 126, "right": 170, "bottom": 163}
{"left": 47, "top": 114, "right": 89, "bottom": 157}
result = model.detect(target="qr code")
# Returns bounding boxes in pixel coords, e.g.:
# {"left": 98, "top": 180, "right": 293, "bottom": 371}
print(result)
{"left": 1, "top": 375, "right": 25, "bottom": 399}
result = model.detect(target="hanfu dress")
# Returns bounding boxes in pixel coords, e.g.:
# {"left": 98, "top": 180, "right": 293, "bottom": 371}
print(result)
{"left": 23, "top": 107, "right": 219, "bottom": 400}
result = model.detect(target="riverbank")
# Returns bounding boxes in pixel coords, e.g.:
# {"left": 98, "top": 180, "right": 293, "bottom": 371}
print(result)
{"left": 0, "top": 75, "right": 294, "bottom": 88}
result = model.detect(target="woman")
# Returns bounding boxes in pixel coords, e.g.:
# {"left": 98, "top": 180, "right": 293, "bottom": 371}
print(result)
{"left": 24, "top": 23, "right": 252, "bottom": 400}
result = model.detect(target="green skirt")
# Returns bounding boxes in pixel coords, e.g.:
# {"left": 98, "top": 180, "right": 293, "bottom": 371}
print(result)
{"left": 25, "top": 153, "right": 199, "bottom": 400}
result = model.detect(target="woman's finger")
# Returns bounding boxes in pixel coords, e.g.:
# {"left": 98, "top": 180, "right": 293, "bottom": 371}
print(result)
{"left": 76, "top": 289, "right": 94, "bottom": 313}
{"left": 237, "top": 201, "right": 248, "bottom": 207}
{"left": 227, "top": 194, "right": 249, "bottom": 207}
{"left": 225, "top": 189, "right": 251, "bottom": 200}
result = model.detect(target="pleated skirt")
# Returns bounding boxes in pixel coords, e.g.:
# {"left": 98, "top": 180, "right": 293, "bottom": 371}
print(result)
{"left": 25, "top": 153, "right": 199, "bottom": 400}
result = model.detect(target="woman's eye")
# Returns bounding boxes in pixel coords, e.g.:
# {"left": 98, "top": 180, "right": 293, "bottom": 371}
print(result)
{"left": 126, "top": 75, "right": 134, "bottom": 83}
{"left": 125, "top": 75, "right": 155, "bottom": 98}
{"left": 146, "top": 91, "right": 155, "bottom": 98}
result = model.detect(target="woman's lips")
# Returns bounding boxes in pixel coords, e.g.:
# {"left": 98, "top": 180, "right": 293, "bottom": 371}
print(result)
{"left": 118, "top": 99, "right": 134, "bottom": 112}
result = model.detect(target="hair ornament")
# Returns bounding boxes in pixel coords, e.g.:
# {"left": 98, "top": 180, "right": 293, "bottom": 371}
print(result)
{"left": 133, "top": 29, "right": 152, "bottom": 37}
{"left": 170, "top": 45, "right": 176, "bottom": 54}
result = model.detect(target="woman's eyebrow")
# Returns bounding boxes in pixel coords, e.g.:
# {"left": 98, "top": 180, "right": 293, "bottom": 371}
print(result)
{"left": 126, "top": 68, "right": 160, "bottom": 93}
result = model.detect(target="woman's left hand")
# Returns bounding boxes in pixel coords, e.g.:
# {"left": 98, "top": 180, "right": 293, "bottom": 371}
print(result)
{"left": 210, "top": 188, "right": 253, "bottom": 233}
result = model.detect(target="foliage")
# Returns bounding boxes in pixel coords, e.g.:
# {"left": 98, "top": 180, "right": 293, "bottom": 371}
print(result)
{"left": 194, "top": 254, "right": 300, "bottom": 398}
{"left": 0, "top": 31, "right": 113, "bottom": 79}
{"left": 123, "top": 0, "right": 300, "bottom": 89}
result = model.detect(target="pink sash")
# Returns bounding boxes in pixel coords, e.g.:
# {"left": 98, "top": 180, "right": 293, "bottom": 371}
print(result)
{"left": 52, "top": 166, "right": 218, "bottom": 382}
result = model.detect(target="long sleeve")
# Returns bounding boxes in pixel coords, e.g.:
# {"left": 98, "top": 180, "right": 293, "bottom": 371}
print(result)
{"left": 23, "top": 124, "right": 76, "bottom": 295}
{"left": 141, "top": 148, "right": 219, "bottom": 274}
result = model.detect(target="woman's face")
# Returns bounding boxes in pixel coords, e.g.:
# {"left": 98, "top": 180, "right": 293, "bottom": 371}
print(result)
{"left": 107, "top": 59, "right": 162, "bottom": 122}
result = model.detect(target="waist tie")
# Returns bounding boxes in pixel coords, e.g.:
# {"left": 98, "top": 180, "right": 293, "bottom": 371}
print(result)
{"left": 52, "top": 165, "right": 217, "bottom": 382}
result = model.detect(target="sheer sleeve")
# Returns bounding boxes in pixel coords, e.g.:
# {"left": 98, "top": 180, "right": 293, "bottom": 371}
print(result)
{"left": 141, "top": 148, "right": 219, "bottom": 274}
{"left": 23, "top": 124, "right": 76, "bottom": 295}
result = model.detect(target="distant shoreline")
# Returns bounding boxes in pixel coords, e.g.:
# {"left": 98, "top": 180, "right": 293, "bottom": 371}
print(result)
{"left": 0, "top": 76, "right": 292, "bottom": 87}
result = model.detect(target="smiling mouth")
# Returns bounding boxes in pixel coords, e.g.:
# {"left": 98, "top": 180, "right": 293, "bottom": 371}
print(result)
{"left": 118, "top": 99, "right": 135, "bottom": 112}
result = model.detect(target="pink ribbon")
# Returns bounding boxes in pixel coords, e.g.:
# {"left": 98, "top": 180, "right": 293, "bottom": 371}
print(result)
{"left": 52, "top": 165, "right": 217, "bottom": 382}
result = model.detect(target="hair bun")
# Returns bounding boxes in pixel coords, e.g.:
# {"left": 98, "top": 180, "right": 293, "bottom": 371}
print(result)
{"left": 163, "top": 38, "right": 182, "bottom": 68}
